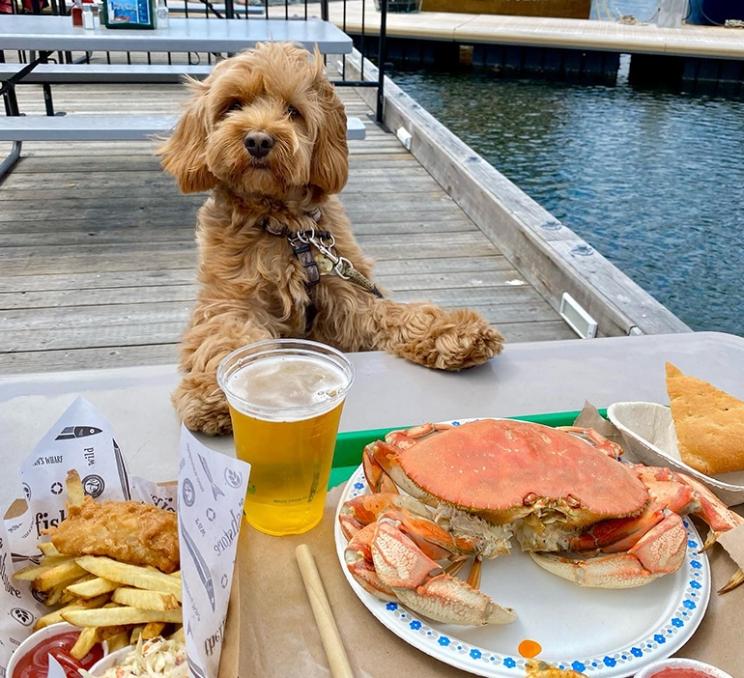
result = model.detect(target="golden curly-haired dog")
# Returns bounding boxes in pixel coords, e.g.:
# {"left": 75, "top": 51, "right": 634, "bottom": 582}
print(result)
{"left": 159, "top": 42, "right": 503, "bottom": 434}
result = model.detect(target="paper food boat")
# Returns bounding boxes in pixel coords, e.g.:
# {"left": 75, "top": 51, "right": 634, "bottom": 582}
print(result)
{"left": 0, "top": 397, "right": 248, "bottom": 678}
{"left": 607, "top": 401, "right": 744, "bottom": 507}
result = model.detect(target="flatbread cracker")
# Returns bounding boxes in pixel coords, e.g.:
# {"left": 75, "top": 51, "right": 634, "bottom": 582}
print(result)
{"left": 666, "top": 362, "right": 744, "bottom": 475}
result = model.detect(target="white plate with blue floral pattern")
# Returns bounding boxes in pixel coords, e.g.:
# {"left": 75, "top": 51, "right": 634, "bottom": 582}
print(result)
{"left": 333, "top": 419, "right": 711, "bottom": 678}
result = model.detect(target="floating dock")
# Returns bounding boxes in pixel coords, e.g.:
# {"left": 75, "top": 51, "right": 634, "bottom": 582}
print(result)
{"left": 276, "top": 3, "right": 744, "bottom": 88}
{"left": 326, "top": 4, "right": 744, "bottom": 60}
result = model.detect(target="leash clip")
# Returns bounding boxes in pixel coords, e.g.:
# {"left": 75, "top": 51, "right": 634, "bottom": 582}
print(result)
{"left": 334, "top": 256, "right": 353, "bottom": 280}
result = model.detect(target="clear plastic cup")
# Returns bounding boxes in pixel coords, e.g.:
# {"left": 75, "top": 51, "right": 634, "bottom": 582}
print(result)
{"left": 217, "top": 339, "right": 353, "bottom": 535}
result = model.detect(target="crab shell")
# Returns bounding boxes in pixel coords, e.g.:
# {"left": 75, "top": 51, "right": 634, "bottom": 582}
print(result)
{"left": 377, "top": 419, "right": 649, "bottom": 528}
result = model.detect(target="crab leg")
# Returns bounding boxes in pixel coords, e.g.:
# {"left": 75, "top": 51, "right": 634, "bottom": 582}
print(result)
{"left": 568, "top": 464, "right": 744, "bottom": 592}
{"left": 371, "top": 514, "right": 516, "bottom": 626}
{"left": 339, "top": 493, "right": 480, "bottom": 560}
{"left": 362, "top": 423, "right": 452, "bottom": 494}
{"left": 556, "top": 426, "right": 624, "bottom": 460}
{"left": 638, "top": 467, "right": 744, "bottom": 593}
{"left": 532, "top": 512, "right": 688, "bottom": 588}
{"left": 569, "top": 505, "right": 667, "bottom": 553}
{"left": 344, "top": 523, "right": 397, "bottom": 601}
{"left": 339, "top": 493, "right": 429, "bottom": 538}
{"left": 466, "top": 557, "right": 483, "bottom": 589}
{"left": 676, "top": 473, "right": 744, "bottom": 593}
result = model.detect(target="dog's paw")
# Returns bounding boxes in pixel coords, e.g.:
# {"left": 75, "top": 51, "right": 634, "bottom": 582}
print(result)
{"left": 172, "top": 375, "right": 232, "bottom": 435}
{"left": 400, "top": 308, "right": 504, "bottom": 370}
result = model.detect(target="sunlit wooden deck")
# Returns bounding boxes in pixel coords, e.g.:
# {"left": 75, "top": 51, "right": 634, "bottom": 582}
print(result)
{"left": 0, "top": 76, "right": 574, "bottom": 374}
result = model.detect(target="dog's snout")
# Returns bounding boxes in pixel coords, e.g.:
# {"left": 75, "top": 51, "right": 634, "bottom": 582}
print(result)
{"left": 244, "top": 132, "right": 275, "bottom": 158}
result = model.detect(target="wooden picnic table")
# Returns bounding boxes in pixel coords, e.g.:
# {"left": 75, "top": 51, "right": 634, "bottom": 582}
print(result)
{"left": 0, "top": 15, "right": 352, "bottom": 54}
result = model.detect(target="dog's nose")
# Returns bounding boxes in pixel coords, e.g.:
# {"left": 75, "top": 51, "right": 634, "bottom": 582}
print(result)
{"left": 244, "top": 132, "right": 275, "bottom": 159}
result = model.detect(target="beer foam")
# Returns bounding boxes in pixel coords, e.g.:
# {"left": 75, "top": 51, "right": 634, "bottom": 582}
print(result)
{"left": 227, "top": 354, "right": 348, "bottom": 417}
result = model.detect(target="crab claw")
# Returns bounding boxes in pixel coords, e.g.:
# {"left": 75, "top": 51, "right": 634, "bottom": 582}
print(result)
{"left": 395, "top": 573, "right": 516, "bottom": 626}
{"left": 532, "top": 512, "right": 687, "bottom": 588}
{"left": 344, "top": 523, "right": 397, "bottom": 601}
{"left": 371, "top": 516, "right": 516, "bottom": 625}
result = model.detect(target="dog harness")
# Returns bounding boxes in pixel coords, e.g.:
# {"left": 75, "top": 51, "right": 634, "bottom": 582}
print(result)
{"left": 258, "top": 208, "right": 383, "bottom": 333}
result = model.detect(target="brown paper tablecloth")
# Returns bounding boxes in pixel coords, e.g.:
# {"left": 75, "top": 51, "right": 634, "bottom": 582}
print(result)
{"left": 237, "top": 486, "right": 744, "bottom": 677}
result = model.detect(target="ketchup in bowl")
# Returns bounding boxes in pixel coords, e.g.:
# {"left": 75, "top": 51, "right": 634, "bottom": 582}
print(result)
{"left": 12, "top": 630, "right": 103, "bottom": 678}
{"left": 649, "top": 671, "right": 718, "bottom": 678}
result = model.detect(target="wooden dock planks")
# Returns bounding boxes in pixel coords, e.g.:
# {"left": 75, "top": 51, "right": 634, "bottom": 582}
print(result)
{"left": 0, "top": 78, "right": 574, "bottom": 374}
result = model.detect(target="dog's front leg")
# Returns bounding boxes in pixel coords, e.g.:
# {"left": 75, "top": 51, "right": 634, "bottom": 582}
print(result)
{"left": 371, "top": 298, "right": 504, "bottom": 370}
{"left": 317, "top": 293, "right": 504, "bottom": 371}
{"left": 172, "top": 314, "right": 275, "bottom": 435}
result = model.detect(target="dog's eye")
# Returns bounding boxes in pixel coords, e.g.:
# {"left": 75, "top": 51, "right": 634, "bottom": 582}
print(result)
{"left": 286, "top": 105, "right": 301, "bottom": 120}
{"left": 224, "top": 100, "right": 243, "bottom": 116}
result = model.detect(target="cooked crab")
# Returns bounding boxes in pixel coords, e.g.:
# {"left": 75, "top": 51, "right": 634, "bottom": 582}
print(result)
{"left": 339, "top": 419, "right": 743, "bottom": 626}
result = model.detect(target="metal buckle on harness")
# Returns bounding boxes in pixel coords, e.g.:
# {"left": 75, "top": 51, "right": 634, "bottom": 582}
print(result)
{"left": 334, "top": 256, "right": 353, "bottom": 280}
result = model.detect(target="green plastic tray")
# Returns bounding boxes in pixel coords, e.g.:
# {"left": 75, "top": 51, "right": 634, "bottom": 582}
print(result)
{"left": 328, "top": 409, "right": 607, "bottom": 488}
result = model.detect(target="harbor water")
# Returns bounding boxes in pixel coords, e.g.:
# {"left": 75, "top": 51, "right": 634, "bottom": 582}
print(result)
{"left": 394, "top": 44, "right": 744, "bottom": 335}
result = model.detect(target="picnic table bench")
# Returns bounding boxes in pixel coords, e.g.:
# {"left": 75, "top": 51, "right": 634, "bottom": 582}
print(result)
{"left": 0, "top": 63, "right": 215, "bottom": 84}
{"left": 0, "top": 15, "right": 361, "bottom": 180}
{"left": 0, "top": 114, "right": 366, "bottom": 180}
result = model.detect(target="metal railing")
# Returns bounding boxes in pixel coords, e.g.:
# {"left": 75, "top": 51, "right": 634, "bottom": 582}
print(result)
{"left": 1, "top": 0, "right": 389, "bottom": 121}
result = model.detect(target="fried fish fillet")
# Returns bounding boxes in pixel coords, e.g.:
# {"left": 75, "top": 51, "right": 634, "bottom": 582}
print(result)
{"left": 46, "top": 496, "right": 179, "bottom": 573}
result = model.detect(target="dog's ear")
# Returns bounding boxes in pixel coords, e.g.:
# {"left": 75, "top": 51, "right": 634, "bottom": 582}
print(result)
{"left": 158, "top": 77, "right": 217, "bottom": 194}
{"left": 309, "top": 51, "right": 349, "bottom": 195}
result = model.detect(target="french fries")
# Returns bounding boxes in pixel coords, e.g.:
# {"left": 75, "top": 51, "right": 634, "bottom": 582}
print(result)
{"left": 76, "top": 556, "right": 181, "bottom": 600}
{"left": 62, "top": 606, "right": 182, "bottom": 627}
{"left": 70, "top": 626, "right": 98, "bottom": 661}
{"left": 37, "top": 541, "right": 62, "bottom": 557}
{"left": 142, "top": 622, "right": 167, "bottom": 640}
{"left": 107, "top": 631, "right": 130, "bottom": 652}
{"left": 13, "top": 562, "right": 56, "bottom": 582}
{"left": 14, "top": 470, "right": 184, "bottom": 648}
{"left": 112, "top": 587, "right": 179, "bottom": 611}
{"left": 34, "top": 560, "right": 88, "bottom": 591}
{"left": 65, "top": 469, "right": 86, "bottom": 508}
{"left": 66, "top": 576, "right": 119, "bottom": 599}
{"left": 35, "top": 595, "right": 110, "bottom": 630}
{"left": 130, "top": 625, "right": 144, "bottom": 644}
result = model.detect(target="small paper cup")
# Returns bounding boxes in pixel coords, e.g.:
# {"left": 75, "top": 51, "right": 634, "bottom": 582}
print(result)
{"left": 634, "top": 657, "right": 734, "bottom": 678}
{"left": 607, "top": 402, "right": 744, "bottom": 506}
{"left": 86, "top": 644, "right": 135, "bottom": 675}
{"left": 6, "top": 622, "right": 108, "bottom": 677}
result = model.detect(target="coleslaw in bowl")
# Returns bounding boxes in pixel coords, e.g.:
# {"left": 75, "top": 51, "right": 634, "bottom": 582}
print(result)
{"left": 83, "top": 637, "right": 188, "bottom": 677}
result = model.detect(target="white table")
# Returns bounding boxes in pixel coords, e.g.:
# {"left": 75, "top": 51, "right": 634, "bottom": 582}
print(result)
{"left": 1, "top": 331, "right": 743, "bottom": 509}
{"left": 0, "top": 16, "right": 352, "bottom": 54}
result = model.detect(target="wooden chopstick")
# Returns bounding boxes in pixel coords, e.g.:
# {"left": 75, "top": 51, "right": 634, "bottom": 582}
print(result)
{"left": 295, "top": 544, "right": 354, "bottom": 678}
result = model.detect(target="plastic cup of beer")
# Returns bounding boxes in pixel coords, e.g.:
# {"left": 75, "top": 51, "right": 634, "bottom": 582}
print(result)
{"left": 217, "top": 339, "right": 354, "bottom": 536}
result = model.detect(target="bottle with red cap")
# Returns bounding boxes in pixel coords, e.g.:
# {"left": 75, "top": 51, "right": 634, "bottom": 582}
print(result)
{"left": 70, "top": 0, "right": 83, "bottom": 26}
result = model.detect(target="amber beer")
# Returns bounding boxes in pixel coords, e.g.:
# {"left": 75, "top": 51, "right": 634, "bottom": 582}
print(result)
{"left": 217, "top": 340, "right": 353, "bottom": 535}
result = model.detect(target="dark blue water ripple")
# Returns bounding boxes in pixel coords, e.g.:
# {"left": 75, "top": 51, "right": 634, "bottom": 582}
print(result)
{"left": 394, "top": 71, "right": 744, "bottom": 335}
